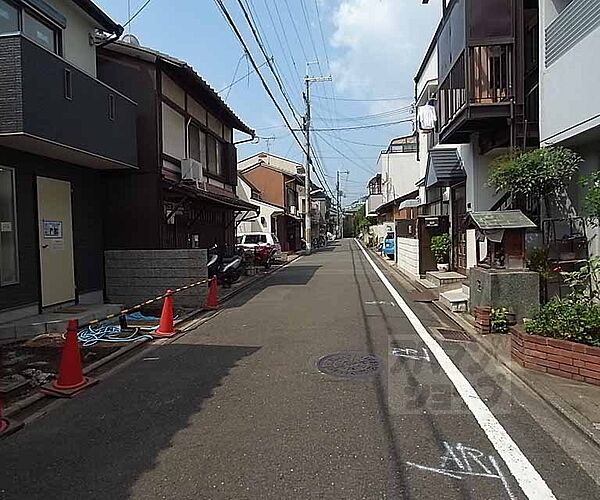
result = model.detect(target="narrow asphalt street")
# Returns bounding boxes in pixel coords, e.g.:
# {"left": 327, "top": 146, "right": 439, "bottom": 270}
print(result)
{"left": 1, "top": 240, "right": 600, "bottom": 499}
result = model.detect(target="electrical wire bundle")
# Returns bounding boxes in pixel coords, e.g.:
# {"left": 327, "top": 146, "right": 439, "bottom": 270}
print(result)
{"left": 76, "top": 312, "right": 160, "bottom": 347}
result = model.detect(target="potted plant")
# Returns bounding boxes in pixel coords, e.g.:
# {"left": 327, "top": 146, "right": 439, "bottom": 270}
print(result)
{"left": 430, "top": 234, "right": 451, "bottom": 272}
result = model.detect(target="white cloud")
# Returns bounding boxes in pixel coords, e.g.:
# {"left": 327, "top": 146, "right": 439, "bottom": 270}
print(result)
{"left": 329, "top": 0, "right": 440, "bottom": 109}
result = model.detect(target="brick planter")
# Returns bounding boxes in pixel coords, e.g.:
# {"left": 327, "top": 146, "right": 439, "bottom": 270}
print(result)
{"left": 511, "top": 328, "right": 600, "bottom": 386}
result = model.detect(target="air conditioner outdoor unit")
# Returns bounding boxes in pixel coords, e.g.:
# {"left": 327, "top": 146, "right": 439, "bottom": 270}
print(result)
{"left": 181, "top": 158, "right": 204, "bottom": 185}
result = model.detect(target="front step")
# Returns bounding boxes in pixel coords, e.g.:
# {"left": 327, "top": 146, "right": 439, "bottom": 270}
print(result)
{"left": 439, "top": 288, "right": 469, "bottom": 313}
{"left": 425, "top": 271, "right": 466, "bottom": 288}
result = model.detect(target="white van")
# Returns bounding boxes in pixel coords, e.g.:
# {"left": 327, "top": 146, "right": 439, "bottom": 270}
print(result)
{"left": 236, "top": 232, "right": 283, "bottom": 260}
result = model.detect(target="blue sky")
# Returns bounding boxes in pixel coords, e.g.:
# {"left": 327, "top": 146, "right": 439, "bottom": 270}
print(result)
{"left": 96, "top": 0, "right": 440, "bottom": 203}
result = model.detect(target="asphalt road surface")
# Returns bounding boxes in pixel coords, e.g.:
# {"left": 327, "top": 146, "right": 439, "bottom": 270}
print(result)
{"left": 2, "top": 239, "right": 600, "bottom": 499}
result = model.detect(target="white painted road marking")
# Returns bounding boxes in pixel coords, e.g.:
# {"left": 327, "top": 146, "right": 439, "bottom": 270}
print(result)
{"left": 406, "top": 442, "right": 516, "bottom": 500}
{"left": 365, "top": 300, "right": 396, "bottom": 307}
{"left": 391, "top": 347, "right": 431, "bottom": 362}
{"left": 355, "top": 239, "right": 556, "bottom": 500}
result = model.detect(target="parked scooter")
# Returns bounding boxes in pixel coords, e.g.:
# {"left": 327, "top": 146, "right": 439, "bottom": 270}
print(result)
{"left": 254, "top": 244, "right": 276, "bottom": 270}
{"left": 207, "top": 244, "right": 244, "bottom": 287}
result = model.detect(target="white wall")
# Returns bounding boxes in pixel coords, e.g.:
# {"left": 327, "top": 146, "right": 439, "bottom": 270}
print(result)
{"left": 47, "top": 0, "right": 99, "bottom": 76}
{"left": 540, "top": 0, "right": 600, "bottom": 145}
{"left": 238, "top": 152, "right": 301, "bottom": 175}
{"left": 416, "top": 47, "right": 438, "bottom": 100}
{"left": 415, "top": 46, "right": 438, "bottom": 209}
{"left": 366, "top": 193, "right": 383, "bottom": 215}
{"left": 161, "top": 102, "right": 186, "bottom": 159}
{"left": 457, "top": 141, "right": 502, "bottom": 212}
{"left": 397, "top": 237, "right": 420, "bottom": 277}
{"left": 237, "top": 177, "right": 281, "bottom": 234}
{"left": 379, "top": 151, "right": 420, "bottom": 204}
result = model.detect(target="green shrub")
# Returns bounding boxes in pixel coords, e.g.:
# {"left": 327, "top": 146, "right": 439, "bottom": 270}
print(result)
{"left": 488, "top": 146, "right": 582, "bottom": 200}
{"left": 524, "top": 298, "right": 600, "bottom": 347}
{"left": 430, "top": 234, "right": 451, "bottom": 264}
{"left": 490, "top": 307, "right": 509, "bottom": 333}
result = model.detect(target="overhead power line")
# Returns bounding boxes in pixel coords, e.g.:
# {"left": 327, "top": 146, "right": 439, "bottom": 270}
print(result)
{"left": 123, "top": 0, "right": 152, "bottom": 28}
{"left": 312, "top": 94, "right": 411, "bottom": 102}
{"left": 213, "top": 0, "right": 335, "bottom": 200}
{"left": 218, "top": 57, "right": 270, "bottom": 93}
{"left": 317, "top": 133, "right": 390, "bottom": 148}
{"left": 314, "top": 132, "right": 376, "bottom": 176}
{"left": 313, "top": 106, "right": 413, "bottom": 123}
{"left": 295, "top": 118, "right": 413, "bottom": 132}
{"left": 213, "top": 0, "right": 302, "bottom": 145}
{"left": 235, "top": 0, "right": 302, "bottom": 119}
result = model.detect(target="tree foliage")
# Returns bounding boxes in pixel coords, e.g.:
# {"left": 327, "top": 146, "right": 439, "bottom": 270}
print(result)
{"left": 430, "top": 234, "right": 451, "bottom": 264}
{"left": 580, "top": 170, "right": 600, "bottom": 226}
{"left": 353, "top": 204, "right": 371, "bottom": 236}
{"left": 488, "top": 146, "right": 582, "bottom": 200}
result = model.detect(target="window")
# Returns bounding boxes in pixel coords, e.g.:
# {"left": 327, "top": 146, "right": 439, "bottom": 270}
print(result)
{"left": 245, "top": 234, "right": 267, "bottom": 244}
{"left": 108, "top": 94, "right": 115, "bottom": 120}
{"left": 0, "top": 167, "right": 19, "bottom": 285}
{"left": 23, "top": 11, "right": 57, "bottom": 53}
{"left": 206, "top": 134, "right": 223, "bottom": 176}
{"left": 189, "top": 123, "right": 201, "bottom": 162}
{"left": 0, "top": 0, "right": 18, "bottom": 34}
{"left": 0, "top": 1, "right": 61, "bottom": 55}
{"left": 64, "top": 69, "right": 72, "bottom": 100}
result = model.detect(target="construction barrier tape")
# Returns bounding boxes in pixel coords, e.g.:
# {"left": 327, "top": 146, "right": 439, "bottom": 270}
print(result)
{"left": 78, "top": 278, "right": 210, "bottom": 331}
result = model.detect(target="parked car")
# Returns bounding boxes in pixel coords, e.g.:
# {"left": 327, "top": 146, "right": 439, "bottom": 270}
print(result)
{"left": 236, "top": 232, "right": 283, "bottom": 261}
{"left": 383, "top": 232, "right": 395, "bottom": 260}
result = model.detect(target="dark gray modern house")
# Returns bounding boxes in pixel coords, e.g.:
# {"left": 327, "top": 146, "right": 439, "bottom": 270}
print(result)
{"left": 0, "top": 0, "right": 136, "bottom": 321}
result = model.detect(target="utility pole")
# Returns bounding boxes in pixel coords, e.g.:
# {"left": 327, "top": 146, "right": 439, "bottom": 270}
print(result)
{"left": 303, "top": 71, "right": 331, "bottom": 254}
{"left": 336, "top": 170, "right": 349, "bottom": 239}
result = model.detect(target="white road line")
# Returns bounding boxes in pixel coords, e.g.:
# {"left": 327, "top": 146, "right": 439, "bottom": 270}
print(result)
{"left": 354, "top": 239, "right": 556, "bottom": 500}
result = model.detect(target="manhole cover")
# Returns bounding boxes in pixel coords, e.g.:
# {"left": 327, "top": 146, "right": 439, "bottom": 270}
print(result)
{"left": 437, "top": 328, "right": 472, "bottom": 342}
{"left": 317, "top": 352, "right": 382, "bottom": 378}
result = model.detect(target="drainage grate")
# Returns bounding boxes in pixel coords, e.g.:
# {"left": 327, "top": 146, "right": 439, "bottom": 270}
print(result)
{"left": 436, "top": 328, "right": 472, "bottom": 342}
{"left": 317, "top": 352, "right": 383, "bottom": 379}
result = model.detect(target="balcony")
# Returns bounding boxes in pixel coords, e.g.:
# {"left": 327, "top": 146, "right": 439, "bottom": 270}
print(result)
{"left": 438, "top": 44, "right": 513, "bottom": 144}
{"left": 0, "top": 34, "right": 137, "bottom": 169}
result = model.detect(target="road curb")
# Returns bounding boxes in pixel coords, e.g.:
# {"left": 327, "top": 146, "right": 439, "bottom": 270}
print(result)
{"left": 371, "top": 249, "right": 600, "bottom": 450}
{"left": 5, "top": 255, "right": 302, "bottom": 424}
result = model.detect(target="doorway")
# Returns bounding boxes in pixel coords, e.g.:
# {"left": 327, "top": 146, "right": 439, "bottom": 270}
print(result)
{"left": 37, "top": 177, "right": 75, "bottom": 307}
{"left": 451, "top": 183, "right": 467, "bottom": 274}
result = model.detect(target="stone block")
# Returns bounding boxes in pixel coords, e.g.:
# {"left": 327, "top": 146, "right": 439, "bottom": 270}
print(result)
{"left": 469, "top": 267, "right": 539, "bottom": 322}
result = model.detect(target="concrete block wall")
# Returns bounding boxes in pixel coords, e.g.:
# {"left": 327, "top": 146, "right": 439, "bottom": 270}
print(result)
{"left": 105, "top": 249, "right": 208, "bottom": 308}
{"left": 397, "top": 237, "right": 419, "bottom": 277}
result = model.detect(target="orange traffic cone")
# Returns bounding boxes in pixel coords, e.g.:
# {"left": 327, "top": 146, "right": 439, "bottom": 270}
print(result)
{"left": 154, "top": 290, "right": 176, "bottom": 338}
{"left": 41, "top": 319, "right": 97, "bottom": 398}
{"left": 204, "top": 277, "right": 219, "bottom": 310}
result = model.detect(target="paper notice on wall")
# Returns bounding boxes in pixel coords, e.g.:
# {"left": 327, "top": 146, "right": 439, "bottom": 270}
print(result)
{"left": 0, "top": 221, "right": 12, "bottom": 232}
{"left": 43, "top": 220, "right": 63, "bottom": 239}
{"left": 50, "top": 240, "right": 65, "bottom": 251}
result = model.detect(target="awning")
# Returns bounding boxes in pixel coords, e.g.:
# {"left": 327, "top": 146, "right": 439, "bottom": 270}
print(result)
{"left": 465, "top": 210, "right": 537, "bottom": 231}
{"left": 375, "top": 190, "right": 419, "bottom": 215}
{"left": 425, "top": 149, "right": 466, "bottom": 188}
{"left": 399, "top": 198, "right": 421, "bottom": 210}
{"left": 167, "top": 182, "right": 259, "bottom": 212}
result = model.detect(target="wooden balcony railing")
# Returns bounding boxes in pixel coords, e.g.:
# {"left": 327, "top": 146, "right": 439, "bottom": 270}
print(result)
{"left": 439, "top": 50, "right": 467, "bottom": 130}
{"left": 470, "top": 44, "right": 513, "bottom": 104}
{"left": 439, "top": 44, "right": 513, "bottom": 131}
